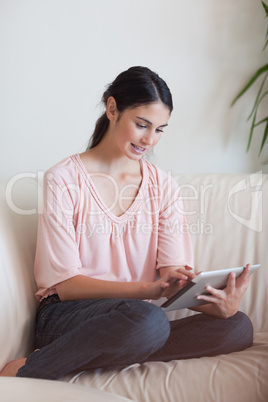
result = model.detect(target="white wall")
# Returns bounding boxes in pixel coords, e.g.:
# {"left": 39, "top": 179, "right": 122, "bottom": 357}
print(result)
{"left": 1, "top": 0, "right": 267, "bottom": 180}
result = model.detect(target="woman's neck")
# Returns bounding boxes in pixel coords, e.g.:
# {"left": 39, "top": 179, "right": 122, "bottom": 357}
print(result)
{"left": 80, "top": 146, "right": 141, "bottom": 178}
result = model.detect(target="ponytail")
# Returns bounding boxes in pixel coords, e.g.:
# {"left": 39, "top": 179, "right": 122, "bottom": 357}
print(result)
{"left": 87, "top": 113, "right": 109, "bottom": 150}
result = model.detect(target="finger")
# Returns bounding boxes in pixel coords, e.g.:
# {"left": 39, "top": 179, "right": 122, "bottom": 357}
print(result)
{"left": 242, "top": 264, "right": 251, "bottom": 277}
{"left": 238, "top": 275, "right": 251, "bottom": 292}
{"left": 204, "top": 285, "right": 226, "bottom": 299}
{"left": 225, "top": 272, "right": 236, "bottom": 291}
{"left": 185, "top": 265, "right": 193, "bottom": 271}
{"left": 160, "top": 282, "right": 170, "bottom": 289}
{"left": 179, "top": 279, "right": 190, "bottom": 288}
{"left": 174, "top": 268, "right": 195, "bottom": 280}
{"left": 196, "top": 293, "right": 222, "bottom": 304}
{"left": 197, "top": 284, "right": 227, "bottom": 303}
{"left": 243, "top": 276, "right": 251, "bottom": 290}
{"left": 236, "top": 264, "right": 251, "bottom": 286}
{"left": 169, "top": 271, "right": 191, "bottom": 281}
{"left": 245, "top": 263, "right": 251, "bottom": 271}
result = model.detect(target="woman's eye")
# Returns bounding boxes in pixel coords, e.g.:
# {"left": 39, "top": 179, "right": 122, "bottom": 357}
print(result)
{"left": 136, "top": 123, "right": 147, "bottom": 129}
{"left": 156, "top": 128, "right": 164, "bottom": 133}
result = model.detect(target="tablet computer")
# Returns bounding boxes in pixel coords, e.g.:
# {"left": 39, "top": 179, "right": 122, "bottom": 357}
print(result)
{"left": 161, "top": 264, "right": 261, "bottom": 312}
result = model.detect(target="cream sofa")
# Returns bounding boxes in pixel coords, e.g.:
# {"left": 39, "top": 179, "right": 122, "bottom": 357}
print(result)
{"left": 0, "top": 172, "right": 267, "bottom": 402}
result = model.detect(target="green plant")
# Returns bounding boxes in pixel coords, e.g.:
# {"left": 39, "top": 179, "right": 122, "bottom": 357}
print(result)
{"left": 231, "top": 1, "right": 268, "bottom": 156}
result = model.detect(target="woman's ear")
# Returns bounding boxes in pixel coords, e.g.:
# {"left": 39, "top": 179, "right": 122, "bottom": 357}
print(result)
{"left": 106, "top": 97, "right": 119, "bottom": 121}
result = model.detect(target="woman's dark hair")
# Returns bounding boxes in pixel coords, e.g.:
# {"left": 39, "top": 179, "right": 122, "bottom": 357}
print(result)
{"left": 87, "top": 66, "right": 173, "bottom": 149}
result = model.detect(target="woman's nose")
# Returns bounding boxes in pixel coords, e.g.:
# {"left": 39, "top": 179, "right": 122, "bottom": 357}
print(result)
{"left": 142, "top": 131, "right": 154, "bottom": 145}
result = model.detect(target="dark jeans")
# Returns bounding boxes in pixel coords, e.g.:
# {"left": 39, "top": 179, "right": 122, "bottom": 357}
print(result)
{"left": 17, "top": 295, "right": 253, "bottom": 380}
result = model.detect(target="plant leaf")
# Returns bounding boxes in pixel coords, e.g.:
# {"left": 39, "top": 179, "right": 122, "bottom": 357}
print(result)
{"left": 262, "top": 1, "right": 268, "bottom": 16}
{"left": 247, "top": 110, "right": 257, "bottom": 152}
{"left": 231, "top": 64, "right": 268, "bottom": 106}
{"left": 247, "top": 90, "right": 268, "bottom": 151}
{"left": 255, "top": 117, "right": 268, "bottom": 126}
{"left": 264, "top": 37, "right": 268, "bottom": 51}
{"left": 247, "top": 73, "right": 268, "bottom": 120}
{"left": 259, "top": 120, "right": 268, "bottom": 155}
{"left": 262, "top": 2, "right": 268, "bottom": 49}
{"left": 248, "top": 89, "right": 268, "bottom": 126}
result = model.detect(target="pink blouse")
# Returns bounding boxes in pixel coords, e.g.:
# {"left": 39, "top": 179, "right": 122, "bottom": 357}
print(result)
{"left": 34, "top": 154, "right": 193, "bottom": 300}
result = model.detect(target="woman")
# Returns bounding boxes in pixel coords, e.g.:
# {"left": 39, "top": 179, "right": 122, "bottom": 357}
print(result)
{"left": 1, "top": 66, "right": 253, "bottom": 379}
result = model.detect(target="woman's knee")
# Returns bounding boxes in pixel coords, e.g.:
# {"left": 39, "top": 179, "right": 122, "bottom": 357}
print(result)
{"left": 226, "top": 311, "right": 253, "bottom": 351}
{"left": 117, "top": 300, "right": 170, "bottom": 355}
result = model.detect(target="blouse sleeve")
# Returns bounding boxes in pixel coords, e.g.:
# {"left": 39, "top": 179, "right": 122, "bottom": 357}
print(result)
{"left": 156, "top": 175, "right": 194, "bottom": 270}
{"left": 34, "top": 169, "right": 82, "bottom": 298}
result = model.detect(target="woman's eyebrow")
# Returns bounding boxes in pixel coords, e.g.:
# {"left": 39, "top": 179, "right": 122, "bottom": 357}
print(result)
{"left": 136, "top": 117, "right": 168, "bottom": 127}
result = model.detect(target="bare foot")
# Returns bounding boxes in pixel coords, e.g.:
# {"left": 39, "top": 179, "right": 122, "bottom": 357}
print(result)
{"left": 0, "top": 358, "right": 26, "bottom": 377}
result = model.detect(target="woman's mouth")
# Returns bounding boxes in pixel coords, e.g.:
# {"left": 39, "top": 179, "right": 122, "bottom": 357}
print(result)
{"left": 131, "top": 143, "right": 146, "bottom": 154}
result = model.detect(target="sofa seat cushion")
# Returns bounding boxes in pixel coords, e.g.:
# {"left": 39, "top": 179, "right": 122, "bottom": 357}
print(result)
{"left": 63, "top": 331, "right": 268, "bottom": 402}
{"left": 0, "top": 377, "right": 133, "bottom": 402}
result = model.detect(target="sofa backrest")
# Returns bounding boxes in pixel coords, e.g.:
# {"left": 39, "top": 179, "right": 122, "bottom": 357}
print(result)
{"left": 0, "top": 178, "right": 38, "bottom": 369}
{"left": 0, "top": 172, "right": 267, "bottom": 368}
{"left": 172, "top": 172, "right": 267, "bottom": 332}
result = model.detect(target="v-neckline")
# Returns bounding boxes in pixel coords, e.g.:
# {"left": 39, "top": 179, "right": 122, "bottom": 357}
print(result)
{"left": 72, "top": 154, "right": 148, "bottom": 223}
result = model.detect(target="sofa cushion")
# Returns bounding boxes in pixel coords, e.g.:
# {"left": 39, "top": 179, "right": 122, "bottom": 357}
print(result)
{"left": 63, "top": 332, "right": 268, "bottom": 402}
{"left": 0, "top": 377, "right": 133, "bottom": 401}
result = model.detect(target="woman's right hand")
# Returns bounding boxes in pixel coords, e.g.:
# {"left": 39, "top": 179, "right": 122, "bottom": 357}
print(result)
{"left": 147, "top": 266, "right": 195, "bottom": 300}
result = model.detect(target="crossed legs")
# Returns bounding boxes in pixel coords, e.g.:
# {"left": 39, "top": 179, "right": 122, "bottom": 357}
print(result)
{"left": 1, "top": 297, "right": 253, "bottom": 380}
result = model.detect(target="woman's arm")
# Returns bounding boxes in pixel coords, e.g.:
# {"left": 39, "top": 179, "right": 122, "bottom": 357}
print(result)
{"left": 56, "top": 267, "right": 195, "bottom": 302}
{"left": 56, "top": 275, "right": 149, "bottom": 301}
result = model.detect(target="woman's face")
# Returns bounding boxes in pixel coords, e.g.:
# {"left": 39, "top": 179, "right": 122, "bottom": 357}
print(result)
{"left": 111, "top": 101, "right": 171, "bottom": 160}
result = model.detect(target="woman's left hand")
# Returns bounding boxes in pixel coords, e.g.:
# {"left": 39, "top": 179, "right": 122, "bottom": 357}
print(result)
{"left": 194, "top": 264, "right": 252, "bottom": 319}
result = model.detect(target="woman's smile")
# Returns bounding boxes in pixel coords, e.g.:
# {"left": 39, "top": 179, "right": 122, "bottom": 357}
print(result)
{"left": 130, "top": 143, "right": 147, "bottom": 154}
